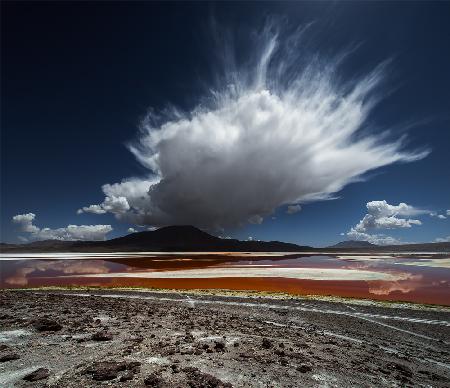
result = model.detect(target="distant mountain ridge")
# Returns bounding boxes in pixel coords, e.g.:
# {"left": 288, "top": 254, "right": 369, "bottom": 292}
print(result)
{"left": 0, "top": 225, "right": 310, "bottom": 253}
{"left": 328, "top": 240, "right": 377, "bottom": 249}
{"left": 1, "top": 226, "right": 449, "bottom": 253}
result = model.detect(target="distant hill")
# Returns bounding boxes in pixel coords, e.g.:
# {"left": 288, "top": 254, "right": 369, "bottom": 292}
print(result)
{"left": 322, "top": 241, "right": 450, "bottom": 253}
{"left": 0, "top": 225, "right": 311, "bottom": 253}
{"left": 1, "top": 226, "right": 449, "bottom": 253}
{"left": 328, "top": 240, "right": 377, "bottom": 249}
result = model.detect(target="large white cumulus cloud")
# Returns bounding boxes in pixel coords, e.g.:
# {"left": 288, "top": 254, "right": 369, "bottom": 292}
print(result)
{"left": 346, "top": 200, "right": 427, "bottom": 245}
{"left": 12, "top": 213, "right": 40, "bottom": 233}
{"left": 12, "top": 213, "right": 112, "bottom": 241}
{"left": 80, "top": 25, "right": 428, "bottom": 230}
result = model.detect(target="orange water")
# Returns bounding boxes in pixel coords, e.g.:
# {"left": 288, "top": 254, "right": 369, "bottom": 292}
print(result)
{"left": 1, "top": 253, "right": 449, "bottom": 305}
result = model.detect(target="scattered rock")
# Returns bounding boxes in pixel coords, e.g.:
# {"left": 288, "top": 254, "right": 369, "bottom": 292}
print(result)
{"left": 214, "top": 341, "right": 226, "bottom": 352}
{"left": 389, "top": 362, "right": 413, "bottom": 378}
{"left": 0, "top": 352, "right": 20, "bottom": 362}
{"left": 91, "top": 331, "right": 113, "bottom": 341}
{"left": 33, "top": 318, "right": 62, "bottom": 332}
{"left": 23, "top": 368, "right": 50, "bottom": 381}
{"left": 83, "top": 361, "right": 140, "bottom": 381}
{"left": 297, "top": 364, "right": 312, "bottom": 373}
{"left": 119, "top": 371, "right": 135, "bottom": 382}
{"left": 262, "top": 338, "right": 272, "bottom": 349}
{"left": 274, "top": 349, "right": 285, "bottom": 357}
{"left": 183, "top": 367, "right": 233, "bottom": 387}
{"left": 144, "top": 372, "right": 168, "bottom": 387}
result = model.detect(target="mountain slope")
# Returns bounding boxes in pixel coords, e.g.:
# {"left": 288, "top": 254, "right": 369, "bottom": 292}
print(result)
{"left": 328, "top": 240, "right": 377, "bottom": 249}
{"left": 2, "top": 226, "right": 449, "bottom": 253}
{"left": 0, "top": 225, "right": 310, "bottom": 253}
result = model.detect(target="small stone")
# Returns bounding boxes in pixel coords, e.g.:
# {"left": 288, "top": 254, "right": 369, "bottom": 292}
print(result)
{"left": 297, "top": 364, "right": 312, "bottom": 373}
{"left": 0, "top": 353, "right": 20, "bottom": 362}
{"left": 33, "top": 318, "right": 62, "bottom": 332}
{"left": 91, "top": 331, "right": 113, "bottom": 341}
{"left": 214, "top": 341, "right": 226, "bottom": 352}
{"left": 23, "top": 368, "right": 50, "bottom": 381}
{"left": 182, "top": 367, "right": 233, "bottom": 388}
{"left": 119, "top": 371, "right": 134, "bottom": 382}
{"left": 83, "top": 361, "right": 140, "bottom": 381}
{"left": 144, "top": 372, "right": 167, "bottom": 387}
{"left": 262, "top": 338, "right": 272, "bottom": 349}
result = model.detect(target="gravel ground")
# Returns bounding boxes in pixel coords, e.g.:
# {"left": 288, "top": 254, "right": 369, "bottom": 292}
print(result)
{"left": 0, "top": 289, "right": 449, "bottom": 387}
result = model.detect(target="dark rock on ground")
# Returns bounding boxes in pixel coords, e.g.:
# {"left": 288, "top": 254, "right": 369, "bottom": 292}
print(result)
{"left": 23, "top": 368, "right": 50, "bottom": 381}
{"left": 262, "top": 338, "right": 272, "bottom": 349}
{"left": 32, "top": 318, "right": 62, "bottom": 332}
{"left": 297, "top": 364, "right": 312, "bottom": 373}
{"left": 214, "top": 341, "right": 226, "bottom": 352}
{"left": 183, "top": 367, "right": 233, "bottom": 388}
{"left": 144, "top": 372, "right": 168, "bottom": 387}
{"left": 0, "top": 352, "right": 20, "bottom": 362}
{"left": 83, "top": 361, "right": 140, "bottom": 381}
{"left": 119, "top": 371, "right": 135, "bottom": 382}
{"left": 389, "top": 362, "right": 413, "bottom": 377}
{"left": 91, "top": 331, "right": 113, "bottom": 341}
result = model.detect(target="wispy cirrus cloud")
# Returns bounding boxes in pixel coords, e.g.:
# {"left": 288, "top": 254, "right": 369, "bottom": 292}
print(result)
{"left": 430, "top": 211, "right": 447, "bottom": 219}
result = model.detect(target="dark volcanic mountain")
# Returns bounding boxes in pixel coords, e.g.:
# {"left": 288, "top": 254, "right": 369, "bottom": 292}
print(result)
{"left": 2, "top": 226, "right": 450, "bottom": 253}
{"left": 0, "top": 225, "right": 311, "bottom": 253}
{"left": 328, "top": 240, "right": 377, "bottom": 249}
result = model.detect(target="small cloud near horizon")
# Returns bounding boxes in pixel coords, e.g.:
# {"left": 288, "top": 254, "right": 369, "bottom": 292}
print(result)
{"left": 346, "top": 200, "right": 428, "bottom": 245}
{"left": 12, "top": 212, "right": 112, "bottom": 242}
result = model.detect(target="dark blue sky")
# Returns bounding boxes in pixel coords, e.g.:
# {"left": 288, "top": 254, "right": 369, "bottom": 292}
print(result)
{"left": 1, "top": 1, "right": 449, "bottom": 246}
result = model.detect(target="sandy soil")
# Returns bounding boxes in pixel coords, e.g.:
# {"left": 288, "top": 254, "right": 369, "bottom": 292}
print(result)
{"left": 0, "top": 289, "right": 449, "bottom": 387}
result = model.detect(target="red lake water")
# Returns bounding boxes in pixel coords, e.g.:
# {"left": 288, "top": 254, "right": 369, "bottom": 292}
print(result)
{"left": 1, "top": 252, "right": 449, "bottom": 305}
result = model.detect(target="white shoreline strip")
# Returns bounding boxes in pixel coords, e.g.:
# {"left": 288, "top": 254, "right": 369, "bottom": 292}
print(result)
{"left": 67, "top": 267, "right": 402, "bottom": 281}
{"left": 59, "top": 292, "right": 450, "bottom": 327}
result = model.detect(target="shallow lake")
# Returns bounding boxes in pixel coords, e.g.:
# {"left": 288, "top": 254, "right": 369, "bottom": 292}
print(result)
{"left": 1, "top": 252, "right": 449, "bottom": 305}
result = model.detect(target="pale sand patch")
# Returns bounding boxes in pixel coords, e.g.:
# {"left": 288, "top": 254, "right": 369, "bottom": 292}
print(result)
{"left": 395, "top": 258, "right": 450, "bottom": 269}
{"left": 339, "top": 256, "right": 450, "bottom": 269}
{"left": 72, "top": 267, "right": 405, "bottom": 281}
{"left": 145, "top": 356, "right": 170, "bottom": 365}
{"left": 0, "top": 367, "right": 42, "bottom": 387}
{"left": 337, "top": 255, "right": 396, "bottom": 260}
{"left": 0, "top": 329, "right": 31, "bottom": 342}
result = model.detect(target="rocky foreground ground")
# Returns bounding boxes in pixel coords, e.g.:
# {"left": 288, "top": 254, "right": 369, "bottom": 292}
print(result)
{"left": 0, "top": 290, "right": 449, "bottom": 387}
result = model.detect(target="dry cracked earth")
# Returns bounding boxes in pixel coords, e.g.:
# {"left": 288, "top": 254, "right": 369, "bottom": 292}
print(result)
{"left": 0, "top": 290, "right": 449, "bottom": 387}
